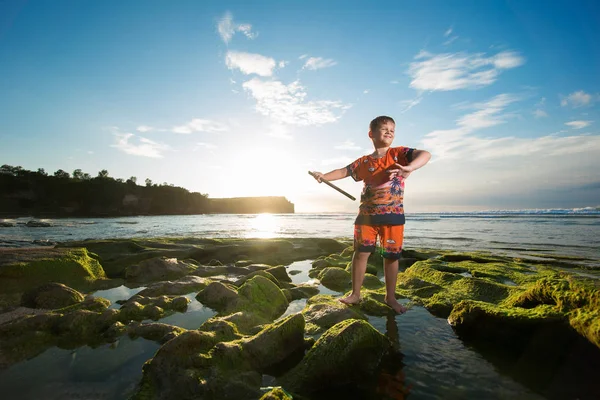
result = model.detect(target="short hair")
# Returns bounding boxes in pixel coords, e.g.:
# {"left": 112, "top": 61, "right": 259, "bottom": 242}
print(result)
{"left": 370, "top": 116, "right": 395, "bottom": 132}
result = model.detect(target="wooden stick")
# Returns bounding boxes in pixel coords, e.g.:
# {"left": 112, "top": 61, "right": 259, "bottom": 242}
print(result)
{"left": 308, "top": 171, "right": 356, "bottom": 201}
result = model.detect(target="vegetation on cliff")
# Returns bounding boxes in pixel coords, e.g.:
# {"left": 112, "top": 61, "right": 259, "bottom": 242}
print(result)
{"left": 0, "top": 164, "right": 294, "bottom": 217}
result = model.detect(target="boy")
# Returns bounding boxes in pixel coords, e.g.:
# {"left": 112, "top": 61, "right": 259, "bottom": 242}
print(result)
{"left": 312, "top": 116, "right": 431, "bottom": 313}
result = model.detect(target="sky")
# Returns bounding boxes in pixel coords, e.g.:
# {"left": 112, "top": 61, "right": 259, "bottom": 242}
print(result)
{"left": 1, "top": 0, "right": 599, "bottom": 213}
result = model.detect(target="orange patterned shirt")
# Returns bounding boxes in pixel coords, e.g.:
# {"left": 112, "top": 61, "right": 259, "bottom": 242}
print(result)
{"left": 346, "top": 146, "right": 415, "bottom": 225}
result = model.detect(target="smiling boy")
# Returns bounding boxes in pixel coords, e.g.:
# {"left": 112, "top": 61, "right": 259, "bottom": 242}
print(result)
{"left": 312, "top": 116, "right": 431, "bottom": 313}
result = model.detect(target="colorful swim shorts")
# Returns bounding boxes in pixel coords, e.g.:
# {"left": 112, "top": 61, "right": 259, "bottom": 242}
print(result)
{"left": 354, "top": 224, "right": 404, "bottom": 260}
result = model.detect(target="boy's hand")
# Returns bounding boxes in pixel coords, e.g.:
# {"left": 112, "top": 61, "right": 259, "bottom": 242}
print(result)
{"left": 387, "top": 164, "right": 414, "bottom": 179}
{"left": 312, "top": 171, "right": 325, "bottom": 183}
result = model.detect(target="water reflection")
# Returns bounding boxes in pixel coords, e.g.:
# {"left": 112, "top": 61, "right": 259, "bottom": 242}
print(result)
{"left": 248, "top": 213, "right": 279, "bottom": 238}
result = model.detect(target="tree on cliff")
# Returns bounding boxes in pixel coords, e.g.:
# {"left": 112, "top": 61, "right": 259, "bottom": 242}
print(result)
{"left": 0, "top": 165, "right": 293, "bottom": 217}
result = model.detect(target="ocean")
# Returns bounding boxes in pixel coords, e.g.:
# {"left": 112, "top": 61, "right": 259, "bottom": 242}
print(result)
{"left": 1, "top": 210, "right": 599, "bottom": 266}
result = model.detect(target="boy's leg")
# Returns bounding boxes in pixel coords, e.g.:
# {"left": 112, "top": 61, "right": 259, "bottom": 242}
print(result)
{"left": 339, "top": 224, "right": 376, "bottom": 305}
{"left": 339, "top": 251, "right": 370, "bottom": 305}
{"left": 380, "top": 225, "right": 407, "bottom": 314}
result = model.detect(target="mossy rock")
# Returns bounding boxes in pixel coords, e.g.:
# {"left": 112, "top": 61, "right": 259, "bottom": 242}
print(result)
{"left": 287, "top": 285, "right": 320, "bottom": 301}
{"left": 363, "top": 273, "right": 383, "bottom": 289}
{"left": 127, "top": 322, "right": 187, "bottom": 343}
{"left": 0, "top": 248, "right": 106, "bottom": 292}
{"left": 260, "top": 387, "right": 294, "bottom": 399}
{"left": 266, "top": 266, "right": 292, "bottom": 283}
{"left": 302, "top": 295, "right": 367, "bottom": 335}
{"left": 0, "top": 248, "right": 107, "bottom": 310}
{"left": 21, "top": 283, "right": 85, "bottom": 309}
{"left": 234, "top": 270, "right": 282, "bottom": 288}
{"left": 318, "top": 268, "right": 351, "bottom": 292}
{"left": 196, "top": 281, "right": 241, "bottom": 312}
{"left": 237, "top": 275, "right": 289, "bottom": 321}
{"left": 279, "top": 319, "right": 391, "bottom": 395}
{"left": 125, "top": 257, "right": 197, "bottom": 283}
{"left": 136, "top": 275, "right": 210, "bottom": 297}
{"left": 134, "top": 314, "right": 305, "bottom": 400}
{"left": 448, "top": 299, "right": 566, "bottom": 348}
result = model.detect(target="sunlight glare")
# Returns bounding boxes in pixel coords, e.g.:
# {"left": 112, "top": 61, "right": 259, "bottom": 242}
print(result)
{"left": 248, "top": 213, "right": 279, "bottom": 238}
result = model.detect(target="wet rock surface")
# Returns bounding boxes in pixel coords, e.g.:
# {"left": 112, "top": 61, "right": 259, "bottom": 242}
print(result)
{"left": 0, "top": 238, "right": 599, "bottom": 399}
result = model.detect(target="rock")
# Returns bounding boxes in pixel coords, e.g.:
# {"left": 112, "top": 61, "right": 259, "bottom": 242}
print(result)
{"left": 25, "top": 220, "right": 51, "bottom": 227}
{"left": 21, "top": 283, "right": 85, "bottom": 309}
{"left": 362, "top": 273, "right": 384, "bottom": 289}
{"left": 171, "top": 296, "right": 190, "bottom": 312}
{"left": 266, "top": 266, "right": 292, "bottom": 283}
{"left": 279, "top": 319, "right": 391, "bottom": 395}
{"left": 0, "top": 248, "right": 107, "bottom": 309}
{"left": 234, "top": 270, "right": 282, "bottom": 288}
{"left": 128, "top": 322, "right": 186, "bottom": 343}
{"left": 196, "top": 281, "right": 240, "bottom": 312}
{"left": 125, "top": 257, "right": 197, "bottom": 282}
{"left": 318, "top": 267, "right": 351, "bottom": 291}
{"left": 260, "top": 387, "right": 293, "bottom": 399}
{"left": 302, "top": 295, "right": 367, "bottom": 334}
{"left": 237, "top": 275, "right": 289, "bottom": 321}
{"left": 136, "top": 275, "right": 210, "bottom": 297}
{"left": 134, "top": 314, "right": 305, "bottom": 400}
{"left": 0, "top": 221, "right": 15, "bottom": 227}
{"left": 287, "top": 285, "right": 320, "bottom": 301}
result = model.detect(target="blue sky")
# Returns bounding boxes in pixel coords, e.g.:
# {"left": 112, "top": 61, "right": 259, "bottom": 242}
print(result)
{"left": 1, "top": 0, "right": 599, "bottom": 212}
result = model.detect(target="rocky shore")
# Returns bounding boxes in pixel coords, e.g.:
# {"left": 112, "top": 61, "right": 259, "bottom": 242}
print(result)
{"left": 0, "top": 238, "right": 599, "bottom": 399}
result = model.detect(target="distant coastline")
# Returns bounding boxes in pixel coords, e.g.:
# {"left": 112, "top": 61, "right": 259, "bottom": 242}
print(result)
{"left": 0, "top": 165, "right": 294, "bottom": 217}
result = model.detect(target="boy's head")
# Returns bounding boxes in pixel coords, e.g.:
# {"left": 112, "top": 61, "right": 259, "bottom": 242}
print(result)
{"left": 368, "top": 115, "right": 396, "bottom": 147}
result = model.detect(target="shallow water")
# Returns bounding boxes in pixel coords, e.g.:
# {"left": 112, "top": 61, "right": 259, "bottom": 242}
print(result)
{"left": 0, "top": 257, "right": 598, "bottom": 399}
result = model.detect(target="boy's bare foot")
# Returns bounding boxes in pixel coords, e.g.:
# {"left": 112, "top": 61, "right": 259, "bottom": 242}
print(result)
{"left": 339, "top": 294, "right": 361, "bottom": 305}
{"left": 385, "top": 297, "right": 408, "bottom": 314}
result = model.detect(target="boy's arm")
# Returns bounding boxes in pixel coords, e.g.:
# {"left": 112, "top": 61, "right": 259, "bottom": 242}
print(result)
{"left": 311, "top": 167, "right": 349, "bottom": 183}
{"left": 389, "top": 149, "right": 431, "bottom": 179}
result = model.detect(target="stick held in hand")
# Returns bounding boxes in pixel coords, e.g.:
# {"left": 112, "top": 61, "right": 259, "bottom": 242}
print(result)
{"left": 308, "top": 171, "right": 356, "bottom": 201}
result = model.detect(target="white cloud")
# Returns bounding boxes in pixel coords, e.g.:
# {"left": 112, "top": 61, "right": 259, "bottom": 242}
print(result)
{"left": 225, "top": 51, "right": 276, "bottom": 77}
{"left": 443, "top": 36, "right": 459, "bottom": 46}
{"left": 335, "top": 140, "right": 362, "bottom": 151}
{"left": 172, "top": 119, "right": 228, "bottom": 134}
{"left": 390, "top": 80, "right": 400, "bottom": 84}
{"left": 136, "top": 125, "right": 153, "bottom": 132}
{"left": 217, "top": 12, "right": 257, "bottom": 44}
{"left": 422, "top": 94, "right": 519, "bottom": 159}
{"left": 444, "top": 27, "right": 453, "bottom": 37}
{"left": 560, "top": 90, "right": 595, "bottom": 108}
{"left": 407, "top": 50, "right": 525, "bottom": 91}
{"left": 533, "top": 109, "right": 548, "bottom": 118}
{"left": 278, "top": 60, "right": 288, "bottom": 68}
{"left": 299, "top": 54, "right": 308, "bottom": 60}
{"left": 363, "top": 89, "right": 369, "bottom": 94}
{"left": 400, "top": 96, "right": 423, "bottom": 113}
{"left": 111, "top": 132, "right": 168, "bottom": 158}
{"left": 302, "top": 57, "right": 337, "bottom": 70}
{"left": 565, "top": 120, "right": 593, "bottom": 129}
{"left": 242, "top": 78, "right": 351, "bottom": 126}
{"left": 410, "top": 94, "right": 600, "bottom": 207}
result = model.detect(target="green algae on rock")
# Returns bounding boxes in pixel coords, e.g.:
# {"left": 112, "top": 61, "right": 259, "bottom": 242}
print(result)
{"left": 134, "top": 314, "right": 306, "bottom": 400}
{"left": 0, "top": 248, "right": 108, "bottom": 309}
{"left": 302, "top": 295, "right": 367, "bottom": 335}
{"left": 279, "top": 319, "right": 392, "bottom": 395}
{"left": 21, "top": 282, "right": 85, "bottom": 309}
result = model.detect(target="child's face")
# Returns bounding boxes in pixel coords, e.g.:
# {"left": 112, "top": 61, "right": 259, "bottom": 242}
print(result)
{"left": 369, "top": 121, "right": 395, "bottom": 147}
